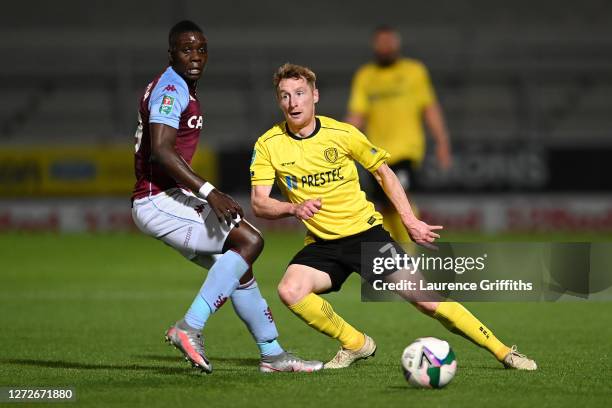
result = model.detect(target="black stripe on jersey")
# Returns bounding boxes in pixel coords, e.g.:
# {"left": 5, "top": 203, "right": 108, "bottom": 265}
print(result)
{"left": 262, "top": 133, "right": 284, "bottom": 143}
{"left": 321, "top": 126, "right": 350, "bottom": 133}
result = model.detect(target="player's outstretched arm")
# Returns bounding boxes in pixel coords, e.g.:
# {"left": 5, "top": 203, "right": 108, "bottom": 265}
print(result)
{"left": 150, "top": 123, "right": 243, "bottom": 225}
{"left": 251, "top": 185, "right": 321, "bottom": 220}
{"left": 373, "top": 163, "right": 442, "bottom": 248}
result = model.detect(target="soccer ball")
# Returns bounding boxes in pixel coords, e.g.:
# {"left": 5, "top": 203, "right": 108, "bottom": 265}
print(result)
{"left": 401, "top": 337, "right": 457, "bottom": 388}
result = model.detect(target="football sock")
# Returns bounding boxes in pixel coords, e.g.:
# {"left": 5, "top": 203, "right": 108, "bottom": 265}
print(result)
{"left": 184, "top": 250, "right": 249, "bottom": 330}
{"left": 433, "top": 302, "right": 511, "bottom": 361}
{"left": 230, "top": 277, "right": 283, "bottom": 357}
{"left": 176, "top": 318, "right": 199, "bottom": 332}
{"left": 183, "top": 296, "right": 211, "bottom": 331}
{"left": 382, "top": 207, "right": 416, "bottom": 254}
{"left": 288, "top": 293, "right": 365, "bottom": 351}
{"left": 256, "top": 340, "right": 284, "bottom": 357}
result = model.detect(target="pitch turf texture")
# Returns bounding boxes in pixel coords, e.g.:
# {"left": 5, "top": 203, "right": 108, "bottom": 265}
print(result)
{"left": 1, "top": 232, "right": 611, "bottom": 408}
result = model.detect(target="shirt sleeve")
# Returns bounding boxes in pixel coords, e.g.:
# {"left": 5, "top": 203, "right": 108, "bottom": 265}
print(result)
{"left": 344, "top": 126, "right": 390, "bottom": 172}
{"left": 148, "top": 79, "right": 189, "bottom": 129}
{"left": 347, "top": 68, "right": 369, "bottom": 115}
{"left": 250, "top": 139, "right": 276, "bottom": 185}
{"left": 416, "top": 64, "right": 437, "bottom": 109}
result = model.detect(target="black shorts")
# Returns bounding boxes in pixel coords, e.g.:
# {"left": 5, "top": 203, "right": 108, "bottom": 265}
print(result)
{"left": 368, "top": 160, "right": 415, "bottom": 204}
{"left": 289, "top": 225, "right": 406, "bottom": 293}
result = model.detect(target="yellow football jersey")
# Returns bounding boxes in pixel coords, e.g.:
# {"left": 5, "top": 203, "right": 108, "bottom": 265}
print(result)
{"left": 348, "top": 58, "right": 436, "bottom": 165}
{"left": 251, "top": 116, "right": 390, "bottom": 243}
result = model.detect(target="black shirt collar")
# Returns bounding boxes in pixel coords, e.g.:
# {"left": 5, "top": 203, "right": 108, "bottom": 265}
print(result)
{"left": 285, "top": 117, "right": 321, "bottom": 140}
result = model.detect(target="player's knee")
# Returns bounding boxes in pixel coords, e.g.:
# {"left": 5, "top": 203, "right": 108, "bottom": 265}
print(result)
{"left": 239, "top": 220, "right": 262, "bottom": 243}
{"left": 243, "top": 228, "right": 264, "bottom": 261}
{"left": 249, "top": 228, "right": 264, "bottom": 255}
{"left": 277, "top": 280, "right": 305, "bottom": 306}
{"left": 226, "top": 223, "right": 264, "bottom": 263}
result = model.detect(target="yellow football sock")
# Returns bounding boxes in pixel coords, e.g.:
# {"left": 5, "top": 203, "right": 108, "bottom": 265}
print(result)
{"left": 382, "top": 206, "right": 418, "bottom": 254}
{"left": 434, "top": 302, "right": 510, "bottom": 361}
{"left": 288, "top": 293, "right": 365, "bottom": 351}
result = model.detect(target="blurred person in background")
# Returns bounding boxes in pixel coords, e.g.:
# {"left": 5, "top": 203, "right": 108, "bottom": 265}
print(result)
{"left": 346, "top": 25, "right": 452, "bottom": 247}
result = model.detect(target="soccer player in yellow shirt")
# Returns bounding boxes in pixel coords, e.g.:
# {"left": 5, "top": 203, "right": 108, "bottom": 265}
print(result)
{"left": 250, "top": 63, "right": 536, "bottom": 371}
{"left": 346, "top": 25, "right": 452, "bottom": 245}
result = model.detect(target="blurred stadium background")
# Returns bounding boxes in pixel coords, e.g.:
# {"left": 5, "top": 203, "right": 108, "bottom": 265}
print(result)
{"left": 1, "top": 0, "right": 611, "bottom": 235}
{"left": 2, "top": 3, "right": 612, "bottom": 406}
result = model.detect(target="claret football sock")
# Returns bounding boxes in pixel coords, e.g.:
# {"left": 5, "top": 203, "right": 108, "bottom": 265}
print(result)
{"left": 433, "top": 302, "right": 510, "bottom": 361}
{"left": 288, "top": 293, "right": 365, "bottom": 351}
{"left": 230, "top": 278, "right": 284, "bottom": 357}
{"left": 184, "top": 250, "right": 249, "bottom": 330}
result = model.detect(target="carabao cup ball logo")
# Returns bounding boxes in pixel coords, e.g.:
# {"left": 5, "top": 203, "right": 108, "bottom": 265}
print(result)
{"left": 401, "top": 337, "right": 457, "bottom": 389}
{"left": 324, "top": 147, "right": 338, "bottom": 163}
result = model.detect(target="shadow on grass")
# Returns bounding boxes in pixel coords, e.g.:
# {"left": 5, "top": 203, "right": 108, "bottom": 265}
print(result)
{"left": 2, "top": 358, "right": 197, "bottom": 376}
{"left": 135, "top": 354, "right": 259, "bottom": 367}
{"left": 209, "top": 356, "right": 260, "bottom": 366}
{"left": 386, "top": 385, "right": 454, "bottom": 392}
{"left": 133, "top": 354, "right": 180, "bottom": 362}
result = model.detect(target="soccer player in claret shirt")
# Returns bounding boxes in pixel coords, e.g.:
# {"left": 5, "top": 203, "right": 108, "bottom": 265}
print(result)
{"left": 131, "top": 21, "right": 322, "bottom": 373}
{"left": 250, "top": 63, "right": 536, "bottom": 370}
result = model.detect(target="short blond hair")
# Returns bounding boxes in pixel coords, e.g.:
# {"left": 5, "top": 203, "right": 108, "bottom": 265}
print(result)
{"left": 273, "top": 63, "right": 317, "bottom": 91}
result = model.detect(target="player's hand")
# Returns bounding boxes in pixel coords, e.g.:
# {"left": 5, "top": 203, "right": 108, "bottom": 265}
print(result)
{"left": 436, "top": 143, "right": 452, "bottom": 171}
{"left": 293, "top": 198, "right": 322, "bottom": 220}
{"left": 207, "top": 189, "right": 244, "bottom": 226}
{"left": 405, "top": 219, "right": 443, "bottom": 250}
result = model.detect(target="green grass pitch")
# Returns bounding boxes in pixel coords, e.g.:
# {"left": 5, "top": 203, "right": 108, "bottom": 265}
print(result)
{"left": 1, "top": 232, "right": 611, "bottom": 407}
